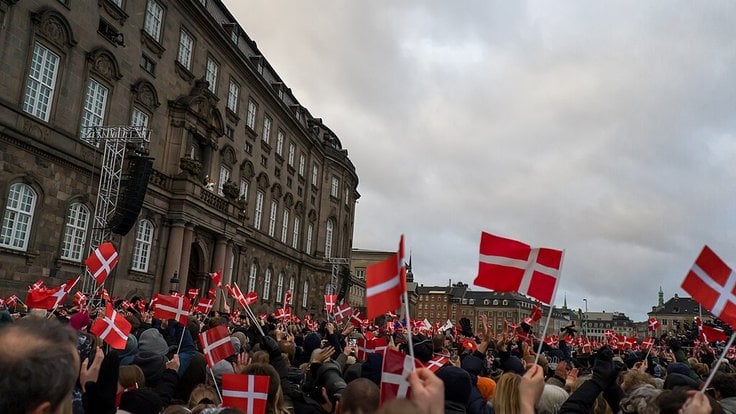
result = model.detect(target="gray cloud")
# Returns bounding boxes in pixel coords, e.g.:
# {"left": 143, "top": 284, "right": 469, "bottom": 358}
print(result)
{"left": 225, "top": 0, "right": 736, "bottom": 320}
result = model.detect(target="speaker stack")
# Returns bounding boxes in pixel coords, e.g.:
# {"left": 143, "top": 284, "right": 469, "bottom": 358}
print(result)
{"left": 109, "top": 155, "right": 154, "bottom": 235}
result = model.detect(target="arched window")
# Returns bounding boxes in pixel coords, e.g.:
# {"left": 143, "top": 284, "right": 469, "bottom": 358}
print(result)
{"left": 276, "top": 272, "right": 284, "bottom": 303}
{"left": 263, "top": 268, "right": 272, "bottom": 300}
{"left": 248, "top": 263, "right": 257, "bottom": 292}
{"left": 131, "top": 219, "right": 153, "bottom": 272}
{"left": 1, "top": 183, "right": 37, "bottom": 251}
{"left": 302, "top": 279, "right": 309, "bottom": 308}
{"left": 324, "top": 219, "right": 334, "bottom": 258}
{"left": 493, "top": 300, "right": 498, "bottom": 306}
{"left": 60, "top": 202, "right": 90, "bottom": 261}
{"left": 289, "top": 276, "right": 295, "bottom": 295}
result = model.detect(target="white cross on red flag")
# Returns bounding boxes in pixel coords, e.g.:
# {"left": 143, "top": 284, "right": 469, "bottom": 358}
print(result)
{"left": 350, "top": 311, "right": 365, "bottom": 328}
{"left": 221, "top": 374, "right": 270, "bottom": 414}
{"left": 153, "top": 294, "right": 191, "bottom": 324}
{"left": 648, "top": 317, "right": 660, "bottom": 331}
{"left": 90, "top": 302, "right": 131, "bottom": 349}
{"left": 682, "top": 245, "right": 736, "bottom": 329}
{"left": 74, "top": 291, "right": 87, "bottom": 308}
{"left": 473, "top": 232, "right": 563, "bottom": 304}
{"left": 209, "top": 270, "right": 222, "bottom": 288}
{"left": 357, "top": 337, "right": 388, "bottom": 360}
{"left": 275, "top": 307, "right": 291, "bottom": 320}
{"left": 641, "top": 337, "right": 655, "bottom": 350}
{"left": 380, "top": 349, "right": 423, "bottom": 405}
{"left": 188, "top": 288, "right": 199, "bottom": 299}
{"left": 333, "top": 303, "right": 353, "bottom": 323}
{"left": 366, "top": 235, "right": 407, "bottom": 320}
{"left": 325, "top": 294, "right": 337, "bottom": 313}
{"left": 426, "top": 355, "right": 449, "bottom": 373}
{"left": 196, "top": 298, "right": 214, "bottom": 314}
{"left": 199, "top": 324, "right": 235, "bottom": 367}
{"left": 85, "top": 242, "right": 119, "bottom": 286}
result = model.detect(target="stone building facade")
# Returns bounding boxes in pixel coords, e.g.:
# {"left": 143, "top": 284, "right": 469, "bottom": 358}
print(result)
{"left": 0, "top": 0, "right": 358, "bottom": 317}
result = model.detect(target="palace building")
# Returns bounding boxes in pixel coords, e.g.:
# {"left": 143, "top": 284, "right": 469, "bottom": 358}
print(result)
{"left": 0, "top": 0, "right": 359, "bottom": 316}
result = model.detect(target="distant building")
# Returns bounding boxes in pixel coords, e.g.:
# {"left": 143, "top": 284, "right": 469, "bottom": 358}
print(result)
{"left": 350, "top": 248, "right": 418, "bottom": 315}
{"left": 584, "top": 311, "right": 635, "bottom": 340}
{"left": 648, "top": 288, "right": 713, "bottom": 336}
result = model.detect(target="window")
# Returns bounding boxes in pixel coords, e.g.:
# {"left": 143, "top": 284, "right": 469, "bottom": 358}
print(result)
{"left": 140, "top": 55, "right": 156, "bottom": 74}
{"left": 302, "top": 280, "right": 309, "bottom": 308}
{"left": 205, "top": 57, "right": 219, "bottom": 93}
{"left": 245, "top": 142, "right": 253, "bottom": 154}
{"left": 289, "top": 276, "right": 295, "bottom": 295}
{"left": 225, "top": 125, "right": 234, "bottom": 140}
{"left": 23, "top": 43, "right": 60, "bottom": 122}
{"left": 143, "top": 0, "right": 164, "bottom": 42}
{"left": 267, "top": 200, "right": 277, "bottom": 237}
{"left": 131, "top": 219, "right": 153, "bottom": 272}
{"left": 281, "top": 209, "right": 289, "bottom": 243}
{"left": 263, "top": 268, "right": 272, "bottom": 300}
{"left": 312, "top": 163, "right": 319, "bottom": 186}
{"left": 248, "top": 263, "right": 257, "bottom": 292}
{"left": 130, "top": 107, "right": 149, "bottom": 137}
{"left": 177, "top": 29, "right": 194, "bottom": 70}
{"left": 276, "top": 272, "right": 284, "bottom": 303}
{"left": 325, "top": 219, "right": 334, "bottom": 258}
{"left": 246, "top": 99, "right": 257, "bottom": 129}
{"left": 227, "top": 80, "right": 239, "bottom": 113}
{"left": 239, "top": 179, "right": 249, "bottom": 200}
{"left": 344, "top": 188, "right": 350, "bottom": 206}
{"left": 331, "top": 177, "right": 339, "bottom": 198}
{"left": 254, "top": 191, "right": 264, "bottom": 230}
{"left": 502, "top": 300, "right": 508, "bottom": 306}
{"left": 80, "top": 79, "right": 109, "bottom": 141}
{"left": 230, "top": 27, "right": 238, "bottom": 44}
{"left": 299, "top": 154, "right": 305, "bottom": 176}
{"left": 260, "top": 155, "right": 268, "bottom": 167}
{"left": 276, "top": 130, "right": 284, "bottom": 155}
{"left": 0, "top": 183, "right": 37, "bottom": 251}
{"left": 217, "top": 165, "right": 230, "bottom": 196}
{"left": 291, "top": 216, "right": 300, "bottom": 249}
{"left": 306, "top": 223, "right": 313, "bottom": 254}
{"left": 262, "top": 115, "right": 272, "bottom": 144}
{"left": 288, "top": 143, "right": 295, "bottom": 166}
{"left": 60, "top": 203, "right": 89, "bottom": 261}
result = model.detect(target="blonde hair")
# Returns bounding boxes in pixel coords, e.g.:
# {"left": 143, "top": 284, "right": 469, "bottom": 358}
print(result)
{"left": 621, "top": 371, "right": 655, "bottom": 393}
{"left": 188, "top": 384, "right": 220, "bottom": 408}
{"left": 492, "top": 372, "right": 521, "bottom": 414}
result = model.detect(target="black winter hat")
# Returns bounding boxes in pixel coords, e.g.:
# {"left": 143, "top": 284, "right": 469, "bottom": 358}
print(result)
{"left": 436, "top": 366, "right": 472, "bottom": 405}
{"left": 119, "top": 388, "right": 163, "bottom": 414}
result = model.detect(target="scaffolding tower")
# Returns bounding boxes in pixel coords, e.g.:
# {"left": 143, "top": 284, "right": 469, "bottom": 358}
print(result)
{"left": 80, "top": 126, "right": 151, "bottom": 295}
{"left": 324, "top": 257, "right": 350, "bottom": 300}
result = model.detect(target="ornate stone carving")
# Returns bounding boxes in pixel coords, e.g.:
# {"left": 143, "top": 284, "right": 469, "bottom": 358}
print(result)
{"left": 271, "top": 183, "right": 282, "bottom": 198}
{"left": 240, "top": 160, "right": 255, "bottom": 179}
{"left": 86, "top": 48, "right": 122, "bottom": 82}
{"left": 283, "top": 192, "right": 294, "bottom": 208}
{"left": 257, "top": 172, "right": 269, "bottom": 190}
{"left": 168, "top": 79, "right": 225, "bottom": 148}
{"left": 132, "top": 80, "right": 160, "bottom": 110}
{"left": 220, "top": 145, "right": 237, "bottom": 167}
{"left": 294, "top": 201, "right": 305, "bottom": 215}
{"left": 180, "top": 156, "right": 201, "bottom": 178}
{"left": 98, "top": 0, "right": 129, "bottom": 25}
{"left": 31, "top": 8, "right": 77, "bottom": 49}
{"left": 222, "top": 180, "right": 239, "bottom": 200}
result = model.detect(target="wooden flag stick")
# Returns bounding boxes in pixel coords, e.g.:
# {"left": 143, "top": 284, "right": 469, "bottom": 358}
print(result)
{"left": 403, "top": 290, "right": 415, "bottom": 361}
{"left": 208, "top": 366, "right": 223, "bottom": 402}
{"left": 534, "top": 250, "right": 566, "bottom": 366}
{"left": 701, "top": 332, "right": 736, "bottom": 391}
{"left": 176, "top": 323, "right": 187, "bottom": 354}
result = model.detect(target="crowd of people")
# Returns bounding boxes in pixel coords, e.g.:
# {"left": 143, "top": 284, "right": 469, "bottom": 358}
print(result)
{"left": 0, "top": 296, "right": 730, "bottom": 414}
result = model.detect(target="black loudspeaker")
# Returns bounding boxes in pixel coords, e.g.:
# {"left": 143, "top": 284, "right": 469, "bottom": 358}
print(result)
{"left": 336, "top": 265, "right": 352, "bottom": 302}
{"left": 109, "top": 156, "right": 154, "bottom": 235}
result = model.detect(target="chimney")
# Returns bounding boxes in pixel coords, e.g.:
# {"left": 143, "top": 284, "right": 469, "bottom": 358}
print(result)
{"left": 449, "top": 279, "right": 452, "bottom": 287}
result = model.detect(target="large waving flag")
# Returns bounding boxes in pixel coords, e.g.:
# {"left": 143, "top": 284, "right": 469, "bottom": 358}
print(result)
{"left": 473, "top": 232, "right": 563, "bottom": 304}
{"left": 153, "top": 294, "right": 191, "bottom": 324}
{"left": 90, "top": 303, "right": 131, "bottom": 349}
{"left": 682, "top": 245, "right": 736, "bottom": 329}
{"left": 366, "top": 235, "right": 407, "bottom": 319}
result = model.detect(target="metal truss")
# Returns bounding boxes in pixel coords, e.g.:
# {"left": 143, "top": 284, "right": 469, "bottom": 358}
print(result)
{"left": 80, "top": 126, "right": 150, "bottom": 295}
{"left": 324, "top": 257, "right": 350, "bottom": 299}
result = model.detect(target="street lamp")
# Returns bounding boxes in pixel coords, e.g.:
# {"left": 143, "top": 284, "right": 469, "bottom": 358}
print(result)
{"left": 170, "top": 270, "right": 179, "bottom": 293}
{"left": 583, "top": 299, "right": 588, "bottom": 336}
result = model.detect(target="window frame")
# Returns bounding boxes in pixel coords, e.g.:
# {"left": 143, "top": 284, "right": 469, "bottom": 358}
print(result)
{"left": 205, "top": 56, "right": 219, "bottom": 93}
{"left": 0, "top": 183, "right": 38, "bottom": 251}
{"left": 131, "top": 219, "right": 154, "bottom": 272}
{"left": 79, "top": 78, "right": 110, "bottom": 142}
{"left": 60, "top": 202, "right": 90, "bottom": 262}
{"left": 176, "top": 27, "right": 194, "bottom": 70}
{"left": 267, "top": 200, "right": 278, "bottom": 237}
{"left": 263, "top": 268, "right": 272, "bottom": 300}
{"left": 23, "top": 42, "right": 61, "bottom": 122}
{"left": 227, "top": 79, "right": 239, "bottom": 113}
{"left": 254, "top": 191, "right": 264, "bottom": 230}
{"left": 246, "top": 99, "right": 257, "bottom": 130}
{"left": 324, "top": 219, "right": 334, "bottom": 258}
{"left": 143, "top": 0, "right": 164, "bottom": 42}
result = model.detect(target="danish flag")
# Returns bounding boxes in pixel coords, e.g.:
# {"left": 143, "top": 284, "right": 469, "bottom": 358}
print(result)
{"left": 74, "top": 291, "right": 88, "bottom": 308}
{"left": 188, "top": 288, "right": 200, "bottom": 299}
{"left": 682, "top": 245, "right": 736, "bottom": 329}
{"left": 85, "top": 242, "right": 119, "bottom": 285}
{"left": 473, "top": 232, "right": 563, "bottom": 304}
{"left": 380, "top": 349, "right": 423, "bottom": 405}
{"left": 208, "top": 288, "right": 216, "bottom": 299}
{"left": 544, "top": 336, "right": 559, "bottom": 348}
{"left": 6, "top": 295, "right": 19, "bottom": 307}
{"left": 426, "top": 355, "right": 449, "bottom": 373}
{"left": 30, "top": 280, "right": 45, "bottom": 290}
{"left": 199, "top": 325, "right": 235, "bottom": 367}
{"left": 366, "top": 235, "right": 407, "bottom": 319}
{"left": 350, "top": 311, "right": 365, "bottom": 328}
{"left": 90, "top": 303, "right": 131, "bottom": 350}
{"left": 275, "top": 307, "right": 291, "bottom": 320}
{"left": 153, "top": 294, "right": 191, "bottom": 324}
{"left": 209, "top": 270, "right": 222, "bottom": 288}
{"left": 648, "top": 317, "right": 660, "bottom": 331}
{"left": 325, "top": 294, "right": 337, "bottom": 313}
{"left": 624, "top": 336, "right": 636, "bottom": 349}
{"left": 334, "top": 303, "right": 353, "bottom": 323}
{"left": 196, "top": 298, "right": 214, "bottom": 314}
{"left": 641, "top": 337, "right": 655, "bottom": 350}
{"left": 221, "top": 374, "right": 270, "bottom": 414}
{"left": 581, "top": 339, "right": 592, "bottom": 353}
{"left": 357, "top": 337, "right": 388, "bottom": 360}
{"left": 284, "top": 290, "right": 292, "bottom": 306}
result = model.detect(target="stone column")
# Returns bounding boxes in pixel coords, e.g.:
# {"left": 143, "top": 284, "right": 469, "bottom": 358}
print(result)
{"left": 212, "top": 237, "right": 227, "bottom": 309}
{"left": 177, "top": 223, "right": 195, "bottom": 292}
{"left": 161, "top": 221, "right": 185, "bottom": 293}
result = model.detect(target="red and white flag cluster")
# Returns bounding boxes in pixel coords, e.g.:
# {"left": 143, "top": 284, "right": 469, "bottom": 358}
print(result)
{"left": 366, "top": 235, "right": 407, "bottom": 319}
{"left": 85, "top": 242, "right": 119, "bottom": 286}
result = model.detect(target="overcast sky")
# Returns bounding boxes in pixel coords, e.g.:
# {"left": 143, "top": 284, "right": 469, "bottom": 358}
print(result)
{"left": 224, "top": 1, "right": 736, "bottom": 321}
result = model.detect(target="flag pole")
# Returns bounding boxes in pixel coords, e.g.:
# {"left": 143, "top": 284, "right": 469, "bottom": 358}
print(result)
{"left": 208, "top": 367, "right": 223, "bottom": 402}
{"left": 176, "top": 324, "right": 187, "bottom": 354}
{"left": 534, "top": 249, "right": 565, "bottom": 366}
{"left": 243, "top": 303, "right": 265, "bottom": 336}
{"left": 702, "top": 332, "right": 736, "bottom": 391}
{"left": 403, "top": 290, "right": 415, "bottom": 361}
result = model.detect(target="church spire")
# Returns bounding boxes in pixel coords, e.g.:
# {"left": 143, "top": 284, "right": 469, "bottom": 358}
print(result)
{"left": 658, "top": 286, "right": 664, "bottom": 307}
{"left": 563, "top": 293, "right": 568, "bottom": 310}
{"left": 405, "top": 253, "right": 414, "bottom": 283}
